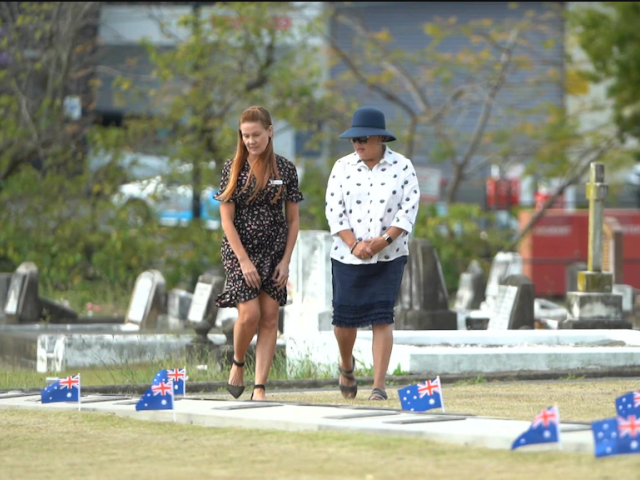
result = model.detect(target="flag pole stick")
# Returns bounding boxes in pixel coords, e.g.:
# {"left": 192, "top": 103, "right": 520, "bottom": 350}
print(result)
{"left": 171, "top": 381, "right": 176, "bottom": 423}
{"left": 438, "top": 376, "right": 445, "bottom": 413}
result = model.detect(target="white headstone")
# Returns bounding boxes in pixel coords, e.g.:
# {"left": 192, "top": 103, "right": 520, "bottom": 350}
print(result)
{"left": 482, "top": 252, "right": 522, "bottom": 313}
{"left": 488, "top": 284, "right": 518, "bottom": 330}
{"left": 4, "top": 274, "right": 23, "bottom": 316}
{"left": 284, "top": 230, "right": 333, "bottom": 335}
{"left": 188, "top": 281, "right": 213, "bottom": 324}
{"left": 127, "top": 272, "right": 154, "bottom": 324}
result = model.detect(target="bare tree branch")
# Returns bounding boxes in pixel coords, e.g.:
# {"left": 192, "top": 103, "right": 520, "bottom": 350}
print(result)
{"left": 335, "top": 13, "right": 432, "bottom": 114}
{"left": 446, "top": 28, "right": 519, "bottom": 202}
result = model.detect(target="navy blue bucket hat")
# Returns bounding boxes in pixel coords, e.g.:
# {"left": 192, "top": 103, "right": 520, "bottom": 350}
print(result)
{"left": 339, "top": 107, "right": 396, "bottom": 142}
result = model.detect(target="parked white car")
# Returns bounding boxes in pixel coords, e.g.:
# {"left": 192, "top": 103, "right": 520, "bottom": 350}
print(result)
{"left": 89, "top": 149, "right": 221, "bottom": 229}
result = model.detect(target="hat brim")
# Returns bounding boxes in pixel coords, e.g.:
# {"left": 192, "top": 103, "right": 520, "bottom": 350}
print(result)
{"left": 339, "top": 127, "right": 396, "bottom": 142}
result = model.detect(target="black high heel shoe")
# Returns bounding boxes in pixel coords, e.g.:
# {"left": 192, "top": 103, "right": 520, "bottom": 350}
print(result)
{"left": 251, "top": 384, "right": 266, "bottom": 401}
{"left": 226, "top": 358, "right": 245, "bottom": 399}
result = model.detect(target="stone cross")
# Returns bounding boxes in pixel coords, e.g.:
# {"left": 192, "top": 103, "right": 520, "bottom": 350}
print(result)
{"left": 578, "top": 162, "right": 612, "bottom": 293}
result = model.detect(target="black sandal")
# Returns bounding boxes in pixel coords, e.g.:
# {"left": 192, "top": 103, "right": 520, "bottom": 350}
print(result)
{"left": 226, "top": 358, "right": 245, "bottom": 399}
{"left": 338, "top": 356, "right": 358, "bottom": 399}
{"left": 251, "top": 384, "right": 266, "bottom": 401}
{"left": 369, "top": 388, "right": 388, "bottom": 401}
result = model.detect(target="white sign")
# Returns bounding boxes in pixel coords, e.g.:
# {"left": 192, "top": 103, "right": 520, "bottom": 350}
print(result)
{"left": 414, "top": 166, "right": 441, "bottom": 203}
{"left": 187, "top": 281, "right": 213, "bottom": 323}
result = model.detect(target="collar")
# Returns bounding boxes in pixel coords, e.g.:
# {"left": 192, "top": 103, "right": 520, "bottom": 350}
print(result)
{"left": 347, "top": 146, "right": 395, "bottom": 166}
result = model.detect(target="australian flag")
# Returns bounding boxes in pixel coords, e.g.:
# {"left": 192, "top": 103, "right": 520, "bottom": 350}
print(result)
{"left": 41, "top": 375, "right": 81, "bottom": 404}
{"left": 153, "top": 368, "right": 187, "bottom": 395}
{"left": 136, "top": 381, "right": 175, "bottom": 411}
{"left": 511, "top": 406, "right": 560, "bottom": 450}
{"left": 398, "top": 377, "right": 444, "bottom": 412}
{"left": 615, "top": 391, "right": 640, "bottom": 417}
{"left": 592, "top": 415, "right": 640, "bottom": 458}
{"left": 592, "top": 418, "right": 620, "bottom": 458}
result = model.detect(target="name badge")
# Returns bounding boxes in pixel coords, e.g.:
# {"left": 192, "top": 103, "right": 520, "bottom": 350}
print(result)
{"left": 270, "top": 180, "right": 283, "bottom": 185}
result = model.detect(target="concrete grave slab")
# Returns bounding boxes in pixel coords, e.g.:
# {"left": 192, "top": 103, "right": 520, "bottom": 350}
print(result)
{"left": 285, "top": 330, "right": 640, "bottom": 376}
{"left": 0, "top": 395, "right": 595, "bottom": 453}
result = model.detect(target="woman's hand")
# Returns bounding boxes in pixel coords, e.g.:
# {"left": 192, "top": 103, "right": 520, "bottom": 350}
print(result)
{"left": 352, "top": 241, "right": 374, "bottom": 260}
{"left": 272, "top": 260, "right": 289, "bottom": 290}
{"left": 365, "top": 237, "right": 387, "bottom": 256}
{"left": 239, "top": 258, "right": 261, "bottom": 289}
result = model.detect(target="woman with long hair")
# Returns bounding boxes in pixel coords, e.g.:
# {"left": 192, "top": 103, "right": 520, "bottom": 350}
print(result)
{"left": 215, "top": 106, "right": 303, "bottom": 401}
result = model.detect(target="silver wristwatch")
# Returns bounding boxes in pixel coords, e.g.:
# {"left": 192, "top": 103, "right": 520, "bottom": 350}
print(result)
{"left": 382, "top": 233, "right": 393, "bottom": 245}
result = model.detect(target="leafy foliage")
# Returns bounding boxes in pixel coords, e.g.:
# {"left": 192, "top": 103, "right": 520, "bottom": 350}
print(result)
{"left": 413, "top": 203, "right": 511, "bottom": 291}
{"left": 569, "top": 2, "right": 640, "bottom": 144}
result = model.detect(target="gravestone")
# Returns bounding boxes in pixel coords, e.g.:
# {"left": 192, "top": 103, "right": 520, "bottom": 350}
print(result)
{"left": 188, "top": 271, "right": 225, "bottom": 338}
{"left": 283, "top": 230, "right": 333, "bottom": 335}
{"left": 493, "top": 274, "right": 535, "bottom": 330}
{"left": 561, "top": 163, "right": 628, "bottom": 329}
{"left": 482, "top": 252, "right": 523, "bottom": 311}
{"left": 3, "top": 262, "right": 40, "bottom": 324}
{"left": 0, "top": 273, "right": 12, "bottom": 323}
{"left": 454, "top": 260, "right": 486, "bottom": 311}
{"left": 395, "top": 239, "right": 457, "bottom": 330}
{"left": 466, "top": 252, "right": 522, "bottom": 329}
{"left": 163, "top": 289, "right": 193, "bottom": 330}
{"left": 2, "top": 262, "right": 123, "bottom": 325}
{"left": 125, "top": 270, "right": 167, "bottom": 329}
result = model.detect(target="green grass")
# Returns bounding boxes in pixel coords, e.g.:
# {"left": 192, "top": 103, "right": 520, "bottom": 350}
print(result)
{"left": 0, "top": 347, "right": 338, "bottom": 390}
{"left": 1, "top": 406, "right": 638, "bottom": 480}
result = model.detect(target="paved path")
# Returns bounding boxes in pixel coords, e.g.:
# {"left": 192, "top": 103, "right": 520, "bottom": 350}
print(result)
{"left": 0, "top": 391, "right": 594, "bottom": 454}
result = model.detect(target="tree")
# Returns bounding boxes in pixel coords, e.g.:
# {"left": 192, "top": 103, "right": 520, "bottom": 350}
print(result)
{"left": 0, "top": 2, "right": 100, "bottom": 186}
{"left": 569, "top": 2, "right": 640, "bottom": 144}
{"left": 315, "top": 2, "right": 613, "bottom": 205}
{"left": 109, "top": 2, "right": 327, "bottom": 204}
{"left": 101, "top": 2, "right": 330, "bottom": 286}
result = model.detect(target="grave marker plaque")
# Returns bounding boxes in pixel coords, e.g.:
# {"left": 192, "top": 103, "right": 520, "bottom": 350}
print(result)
{"left": 488, "top": 274, "right": 535, "bottom": 330}
{"left": 125, "top": 270, "right": 166, "bottom": 329}
{"left": 488, "top": 285, "right": 518, "bottom": 330}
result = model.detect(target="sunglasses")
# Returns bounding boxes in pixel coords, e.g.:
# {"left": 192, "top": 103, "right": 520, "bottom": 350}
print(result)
{"left": 349, "top": 136, "right": 370, "bottom": 144}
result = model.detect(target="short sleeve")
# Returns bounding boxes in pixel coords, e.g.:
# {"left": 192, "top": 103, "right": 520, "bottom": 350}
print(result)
{"left": 215, "top": 159, "right": 235, "bottom": 203}
{"left": 283, "top": 159, "right": 304, "bottom": 203}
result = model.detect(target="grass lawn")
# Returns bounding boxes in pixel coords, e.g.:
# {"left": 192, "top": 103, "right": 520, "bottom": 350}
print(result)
{"left": 1, "top": 406, "right": 638, "bottom": 480}
{"left": 2, "top": 378, "right": 640, "bottom": 479}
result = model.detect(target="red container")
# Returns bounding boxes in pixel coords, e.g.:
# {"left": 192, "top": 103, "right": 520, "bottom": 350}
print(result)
{"left": 518, "top": 209, "right": 640, "bottom": 296}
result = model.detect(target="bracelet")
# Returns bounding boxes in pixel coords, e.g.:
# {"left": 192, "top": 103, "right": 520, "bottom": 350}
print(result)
{"left": 350, "top": 241, "right": 359, "bottom": 254}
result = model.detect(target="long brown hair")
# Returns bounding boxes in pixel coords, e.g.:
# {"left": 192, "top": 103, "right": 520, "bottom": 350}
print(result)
{"left": 217, "top": 106, "right": 282, "bottom": 203}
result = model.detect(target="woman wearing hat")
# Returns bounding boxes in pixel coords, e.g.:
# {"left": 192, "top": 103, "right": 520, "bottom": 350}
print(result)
{"left": 325, "top": 106, "right": 421, "bottom": 401}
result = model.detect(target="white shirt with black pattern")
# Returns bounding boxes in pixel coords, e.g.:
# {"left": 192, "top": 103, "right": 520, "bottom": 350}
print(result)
{"left": 325, "top": 146, "right": 420, "bottom": 265}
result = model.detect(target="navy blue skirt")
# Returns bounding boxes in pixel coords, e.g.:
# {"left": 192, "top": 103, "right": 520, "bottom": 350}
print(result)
{"left": 331, "top": 256, "right": 408, "bottom": 328}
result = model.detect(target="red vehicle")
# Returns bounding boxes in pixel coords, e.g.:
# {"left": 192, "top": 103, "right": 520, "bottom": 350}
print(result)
{"left": 518, "top": 209, "right": 640, "bottom": 296}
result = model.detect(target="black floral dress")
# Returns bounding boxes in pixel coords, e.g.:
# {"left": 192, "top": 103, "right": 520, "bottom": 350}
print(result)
{"left": 214, "top": 155, "right": 304, "bottom": 308}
